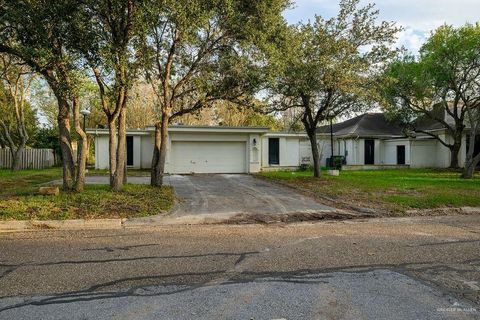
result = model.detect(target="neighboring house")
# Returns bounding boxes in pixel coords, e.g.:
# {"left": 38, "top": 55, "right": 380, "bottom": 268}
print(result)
{"left": 87, "top": 112, "right": 478, "bottom": 173}
{"left": 317, "top": 112, "right": 475, "bottom": 169}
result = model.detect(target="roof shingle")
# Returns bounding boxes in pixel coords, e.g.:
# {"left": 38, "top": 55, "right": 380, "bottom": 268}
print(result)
{"left": 316, "top": 113, "right": 404, "bottom": 137}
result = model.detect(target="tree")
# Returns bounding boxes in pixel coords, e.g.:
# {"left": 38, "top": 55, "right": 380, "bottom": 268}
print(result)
{"left": 458, "top": 25, "right": 480, "bottom": 178}
{"left": 382, "top": 24, "right": 480, "bottom": 169}
{"left": 265, "top": 0, "right": 399, "bottom": 177}
{"left": 70, "top": 0, "right": 142, "bottom": 191}
{"left": 0, "top": 0, "right": 88, "bottom": 191}
{"left": 140, "top": 0, "right": 289, "bottom": 186}
{"left": 463, "top": 105, "right": 480, "bottom": 178}
{"left": 176, "top": 100, "right": 283, "bottom": 129}
{"left": 0, "top": 55, "right": 36, "bottom": 170}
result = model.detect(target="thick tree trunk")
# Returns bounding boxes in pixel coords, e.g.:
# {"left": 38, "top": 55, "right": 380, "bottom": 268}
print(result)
{"left": 73, "top": 97, "right": 88, "bottom": 192}
{"left": 0, "top": 121, "right": 25, "bottom": 171}
{"left": 462, "top": 129, "right": 480, "bottom": 179}
{"left": 57, "top": 98, "right": 76, "bottom": 190}
{"left": 449, "top": 134, "right": 462, "bottom": 169}
{"left": 11, "top": 144, "right": 25, "bottom": 171}
{"left": 306, "top": 129, "right": 321, "bottom": 178}
{"left": 112, "top": 107, "right": 126, "bottom": 191}
{"left": 462, "top": 156, "right": 479, "bottom": 179}
{"left": 151, "top": 113, "right": 169, "bottom": 187}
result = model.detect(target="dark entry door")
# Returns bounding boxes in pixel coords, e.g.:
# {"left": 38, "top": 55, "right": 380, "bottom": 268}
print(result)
{"left": 364, "top": 139, "right": 375, "bottom": 165}
{"left": 397, "top": 145, "right": 406, "bottom": 165}
{"left": 126, "top": 136, "right": 134, "bottom": 166}
{"left": 268, "top": 138, "right": 280, "bottom": 165}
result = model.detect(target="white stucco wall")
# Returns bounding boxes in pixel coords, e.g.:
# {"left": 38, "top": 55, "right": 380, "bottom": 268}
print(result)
{"left": 410, "top": 139, "right": 438, "bottom": 168}
{"left": 141, "top": 135, "right": 153, "bottom": 169}
{"left": 95, "top": 135, "right": 110, "bottom": 170}
{"left": 299, "top": 138, "right": 313, "bottom": 165}
{"left": 382, "top": 139, "right": 411, "bottom": 165}
{"left": 284, "top": 138, "right": 300, "bottom": 166}
{"left": 262, "top": 135, "right": 305, "bottom": 168}
{"left": 416, "top": 132, "right": 467, "bottom": 168}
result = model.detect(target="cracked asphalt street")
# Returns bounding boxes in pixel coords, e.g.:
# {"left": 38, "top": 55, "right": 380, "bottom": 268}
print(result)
{"left": 0, "top": 215, "right": 479, "bottom": 319}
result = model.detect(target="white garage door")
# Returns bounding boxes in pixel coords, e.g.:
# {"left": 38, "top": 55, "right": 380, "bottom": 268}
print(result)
{"left": 170, "top": 141, "right": 246, "bottom": 173}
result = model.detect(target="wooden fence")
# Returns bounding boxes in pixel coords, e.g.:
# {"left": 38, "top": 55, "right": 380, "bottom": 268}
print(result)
{"left": 0, "top": 148, "right": 56, "bottom": 170}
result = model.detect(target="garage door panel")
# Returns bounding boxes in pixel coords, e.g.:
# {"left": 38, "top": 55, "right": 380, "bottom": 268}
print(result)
{"left": 170, "top": 141, "right": 246, "bottom": 173}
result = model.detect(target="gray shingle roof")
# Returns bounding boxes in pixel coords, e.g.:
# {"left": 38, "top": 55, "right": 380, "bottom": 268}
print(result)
{"left": 316, "top": 113, "right": 404, "bottom": 137}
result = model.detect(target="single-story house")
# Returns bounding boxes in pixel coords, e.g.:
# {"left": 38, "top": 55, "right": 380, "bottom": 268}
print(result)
{"left": 87, "top": 125, "right": 313, "bottom": 173}
{"left": 87, "top": 112, "right": 479, "bottom": 173}
{"left": 316, "top": 113, "right": 471, "bottom": 169}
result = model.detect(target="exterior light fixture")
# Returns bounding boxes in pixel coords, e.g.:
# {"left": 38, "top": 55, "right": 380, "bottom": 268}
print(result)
{"left": 80, "top": 109, "right": 91, "bottom": 132}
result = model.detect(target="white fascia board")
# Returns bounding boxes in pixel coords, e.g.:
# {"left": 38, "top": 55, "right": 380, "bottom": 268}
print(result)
{"left": 265, "top": 132, "right": 308, "bottom": 138}
{"left": 168, "top": 126, "right": 270, "bottom": 134}
{"left": 317, "top": 134, "right": 406, "bottom": 139}
{"left": 86, "top": 126, "right": 271, "bottom": 135}
{"left": 85, "top": 129, "right": 151, "bottom": 136}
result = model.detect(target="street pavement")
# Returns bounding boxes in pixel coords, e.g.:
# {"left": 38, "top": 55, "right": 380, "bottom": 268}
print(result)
{"left": 0, "top": 215, "right": 479, "bottom": 319}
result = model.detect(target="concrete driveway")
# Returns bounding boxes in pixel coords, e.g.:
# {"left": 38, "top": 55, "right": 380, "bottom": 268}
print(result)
{"left": 164, "top": 174, "right": 332, "bottom": 216}
{"left": 82, "top": 174, "right": 333, "bottom": 217}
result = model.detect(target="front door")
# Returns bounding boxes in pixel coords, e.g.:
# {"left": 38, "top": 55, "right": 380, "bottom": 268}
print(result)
{"left": 397, "top": 145, "right": 406, "bottom": 165}
{"left": 126, "top": 136, "right": 134, "bottom": 166}
{"left": 268, "top": 138, "right": 280, "bottom": 165}
{"left": 364, "top": 139, "right": 375, "bottom": 165}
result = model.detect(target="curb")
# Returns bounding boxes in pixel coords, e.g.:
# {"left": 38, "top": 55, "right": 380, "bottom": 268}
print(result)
{"left": 0, "top": 219, "right": 125, "bottom": 232}
{"left": 0, "top": 209, "right": 352, "bottom": 233}
{"left": 2, "top": 208, "right": 478, "bottom": 233}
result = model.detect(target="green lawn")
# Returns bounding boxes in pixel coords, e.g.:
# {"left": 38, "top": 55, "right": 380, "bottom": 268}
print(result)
{"left": 0, "top": 168, "right": 174, "bottom": 220}
{"left": 258, "top": 169, "right": 480, "bottom": 214}
{"left": 0, "top": 167, "right": 63, "bottom": 196}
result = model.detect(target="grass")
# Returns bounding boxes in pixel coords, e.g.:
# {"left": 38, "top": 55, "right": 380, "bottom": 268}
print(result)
{"left": 0, "top": 167, "right": 63, "bottom": 196}
{"left": 258, "top": 169, "right": 480, "bottom": 214}
{"left": 0, "top": 168, "right": 174, "bottom": 220}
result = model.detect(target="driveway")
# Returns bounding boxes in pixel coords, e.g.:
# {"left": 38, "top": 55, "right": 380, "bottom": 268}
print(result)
{"left": 163, "top": 174, "right": 332, "bottom": 216}
{"left": 83, "top": 174, "right": 333, "bottom": 217}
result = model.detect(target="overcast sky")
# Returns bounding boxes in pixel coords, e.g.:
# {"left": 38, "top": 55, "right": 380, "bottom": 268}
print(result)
{"left": 283, "top": 0, "right": 480, "bottom": 53}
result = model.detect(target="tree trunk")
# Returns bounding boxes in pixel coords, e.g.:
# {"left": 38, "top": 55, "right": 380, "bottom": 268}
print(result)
{"left": 462, "top": 156, "right": 479, "bottom": 179}
{"left": 73, "top": 97, "right": 88, "bottom": 192}
{"left": 112, "top": 107, "right": 126, "bottom": 191}
{"left": 57, "top": 98, "right": 76, "bottom": 190}
{"left": 151, "top": 112, "right": 169, "bottom": 187}
{"left": 462, "top": 128, "right": 480, "bottom": 179}
{"left": 306, "top": 129, "right": 321, "bottom": 178}
{"left": 449, "top": 134, "right": 462, "bottom": 169}
{"left": 108, "top": 119, "right": 117, "bottom": 187}
{"left": 11, "top": 144, "right": 25, "bottom": 171}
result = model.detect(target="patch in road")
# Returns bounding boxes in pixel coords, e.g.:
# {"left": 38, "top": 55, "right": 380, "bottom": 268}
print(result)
{"left": 0, "top": 269, "right": 477, "bottom": 319}
{"left": 164, "top": 174, "right": 332, "bottom": 216}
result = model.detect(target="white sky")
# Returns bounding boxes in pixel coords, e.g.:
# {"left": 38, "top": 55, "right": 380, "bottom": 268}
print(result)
{"left": 283, "top": 0, "right": 480, "bottom": 53}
